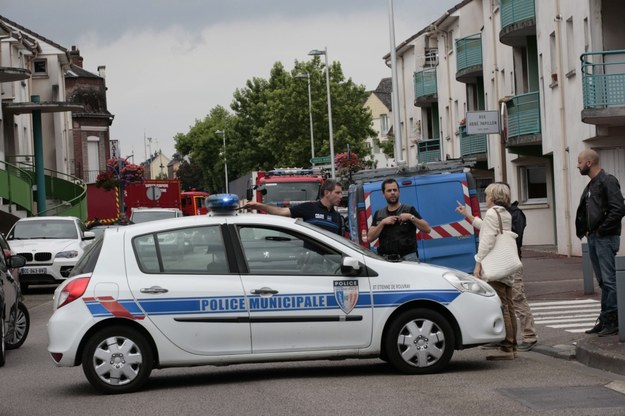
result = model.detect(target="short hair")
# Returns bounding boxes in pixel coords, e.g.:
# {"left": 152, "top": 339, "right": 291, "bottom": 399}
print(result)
{"left": 321, "top": 179, "right": 341, "bottom": 195}
{"left": 485, "top": 182, "right": 510, "bottom": 208}
{"left": 580, "top": 149, "right": 600, "bottom": 165}
{"left": 381, "top": 178, "right": 398, "bottom": 192}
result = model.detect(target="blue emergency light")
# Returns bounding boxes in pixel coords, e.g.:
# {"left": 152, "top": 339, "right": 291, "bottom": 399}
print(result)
{"left": 207, "top": 193, "right": 239, "bottom": 214}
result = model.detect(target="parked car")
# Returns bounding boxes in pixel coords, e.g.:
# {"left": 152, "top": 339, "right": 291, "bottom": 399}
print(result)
{"left": 47, "top": 194, "right": 504, "bottom": 394}
{"left": 0, "top": 233, "right": 27, "bottom": 366}
{"left": 6, "top": 217, "right": 95, "bottom": 291}
{"left": 129, "top": 207, "right": 183, "bottom": 224}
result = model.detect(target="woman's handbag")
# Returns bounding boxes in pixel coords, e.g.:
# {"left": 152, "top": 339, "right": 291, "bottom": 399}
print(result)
{"left": 480, "top": 209, "right": 523, "bottom": 282}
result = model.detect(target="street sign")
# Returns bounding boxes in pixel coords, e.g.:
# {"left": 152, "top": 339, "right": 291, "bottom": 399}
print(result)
{"left": 466, "top": 111, "right": 500, "bottom": 135}
{"left": 310, "top": 156, "right": 331, "bottom": 164}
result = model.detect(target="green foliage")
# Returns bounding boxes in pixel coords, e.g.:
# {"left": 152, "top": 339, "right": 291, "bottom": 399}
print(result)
{"left": 177, "top": 160, "right": 207, "bottom": 191}
{"left": 174, "top": 58, "right": 376, "bottom": 192}
{"left": 379, "top": 134, "right": 395, "bottom": 158}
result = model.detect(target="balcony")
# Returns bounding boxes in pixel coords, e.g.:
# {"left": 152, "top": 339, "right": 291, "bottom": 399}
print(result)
{"left": 499, "top": 0, "right": 536, "bottom": 47}
{"left": 581, "top": 50, "right": 625, "bottom": 126}
{"left": 416, "top": 139, "right": 441, "bottom": 163}
{"left": 456, "top": 34, "right": 483, "bottom": 83}
{"left": 505, "top": 91, "right": 542, "bottom": 146}
{"left": 459, "top": 126, "right": 487, "bottom": 159}
{"left": 414, "top": 68, "right": 438, "bottom": 107}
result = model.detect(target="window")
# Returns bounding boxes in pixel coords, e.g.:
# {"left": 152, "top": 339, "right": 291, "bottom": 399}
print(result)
{"left": 33, "top": 59, "right": 47, "bottom": 75}
{"left": 566, "top": 17, "right": 575, "bottom": 76}
{"left": 475, "top": 178, "right": 493, "bottom": 204}
{"left": 133, "top": 225, "right": 227, "bottom": 274}
{"left": 520, "top": 166, "right": 548, "bottom": 203}
{"left": 238, "top": 226, "right": 342, "bottom": 275}
{"left": 549, "top": 32, "right": 558, "bottom": 84}
{"left": 380, "top": 114, "right": 389, "bottom": 135}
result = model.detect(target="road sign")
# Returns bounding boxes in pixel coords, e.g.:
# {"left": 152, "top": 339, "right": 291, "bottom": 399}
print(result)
{"left": 310, "top": 156, "right": 331, "bottom": 164}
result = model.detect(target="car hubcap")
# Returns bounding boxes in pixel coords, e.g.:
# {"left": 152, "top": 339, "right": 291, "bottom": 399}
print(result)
{"left": 396, "top": 319, "right": 445, "bottom": 368}
{"left": 93, "top": 336, "right": 143, "bottom": 385}
{"left": 7, "top": 308, "right": 26, "bottom": 344}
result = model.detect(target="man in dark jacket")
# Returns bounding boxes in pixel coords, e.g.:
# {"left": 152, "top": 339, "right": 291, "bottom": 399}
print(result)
{"left": 576, "top": 149, "right": 625, "bottom": 336}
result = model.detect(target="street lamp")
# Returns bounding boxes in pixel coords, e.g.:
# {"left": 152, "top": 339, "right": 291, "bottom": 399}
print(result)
{"left": 294, "top": 72, "right": 315, "bottom": 165}
{"left": 308, "top": 47, "right": 335, "bottom": 179}
{"left": 215, "top": 130, "right": 229, "bottom": 193}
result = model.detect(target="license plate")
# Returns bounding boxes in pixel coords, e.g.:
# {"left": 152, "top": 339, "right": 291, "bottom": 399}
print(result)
{"left": 21, "top": 267, "right": 46, "bottom": 274}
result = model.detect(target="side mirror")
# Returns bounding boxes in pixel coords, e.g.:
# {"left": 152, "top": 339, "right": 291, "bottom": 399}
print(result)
{"left": 341, "top": 257, "right": 361, "bottom": 276}
{"left": 246, "top": 188, "right": 253, "bottom": 201}
{"left": 8, "top": 255, "right": 26, "bottom": 269}
{"left": 84, "top": 231, "right": 96, "bottom": 240}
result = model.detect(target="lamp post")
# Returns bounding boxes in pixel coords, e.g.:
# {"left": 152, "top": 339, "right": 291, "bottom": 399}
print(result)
{"left": 215, "top": 130, "right": 229, "bottom": 193}
{"left": 387, "top": 0, "right": 405, "bottom": 166}
{"left": 308, "top": 47, "right": 335, "bottom": 179}
{"left": 294, "top": 72, "right": 315, "bottom": 164}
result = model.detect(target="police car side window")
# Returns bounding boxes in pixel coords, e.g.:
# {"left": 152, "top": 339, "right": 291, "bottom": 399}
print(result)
{"left": 133, "top": 225, "right": 228, "bottom": 274}
{"left": 237, "top": 225, "right": 342, "bottom": 275}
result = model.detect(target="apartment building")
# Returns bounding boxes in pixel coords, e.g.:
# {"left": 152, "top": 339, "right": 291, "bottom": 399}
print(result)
{"left": 388, "top": 0, "right": 625, "bottom": 255}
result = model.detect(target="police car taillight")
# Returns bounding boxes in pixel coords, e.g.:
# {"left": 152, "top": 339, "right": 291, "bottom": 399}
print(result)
{"left": 57, "top": 276, "right": 90, "bottom": 309}
{"left": 357, "top": 210, "right": 368, "bottom": 247}
{"left": 207, "top": 193, "right": 240, "bottom": 216}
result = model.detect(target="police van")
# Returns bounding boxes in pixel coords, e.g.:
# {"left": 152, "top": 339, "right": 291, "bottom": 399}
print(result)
{"left": 347, "top": 161, "right": 481, "bottom": 272}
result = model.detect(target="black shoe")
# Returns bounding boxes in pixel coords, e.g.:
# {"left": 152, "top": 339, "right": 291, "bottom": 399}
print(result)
{"left": 585, "top": 320, "right": 603, "bottom": 334}
{"left": 598, "top": 324, "right": 618, "bottom": 337}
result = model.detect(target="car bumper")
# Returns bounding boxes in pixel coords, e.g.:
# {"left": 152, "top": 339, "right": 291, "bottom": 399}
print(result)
{"left": 20, "top": 259, "right": 77, "bottom": 285}
{"left": 449, "top": 292, "right": 505, "bottom": 346}
{"left": 47, "top": 300, "right": 94, "bottom": 366}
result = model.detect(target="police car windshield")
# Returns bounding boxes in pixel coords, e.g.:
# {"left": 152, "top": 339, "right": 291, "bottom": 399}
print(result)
{"left": 296, "top": 219, "right": 383, "bottom": 260}
{"left": 263, "top": 183, "right": 320, "bottom": 204}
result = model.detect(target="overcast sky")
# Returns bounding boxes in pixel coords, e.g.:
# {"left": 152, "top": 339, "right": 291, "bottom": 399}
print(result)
{"left": 4, "top": 0, "right": 458, "bottom": 161}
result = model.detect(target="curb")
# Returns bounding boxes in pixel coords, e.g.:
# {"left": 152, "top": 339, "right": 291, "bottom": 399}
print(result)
{"left": 576, "top": 337, "right": 625, "bottom": 377}
{"left": 533, "top": 344, "right": 576, "bottom": 361}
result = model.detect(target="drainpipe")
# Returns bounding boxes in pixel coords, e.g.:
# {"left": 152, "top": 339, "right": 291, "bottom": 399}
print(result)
{"left": 491, "top": 0, "right": 506, "bottom": 182}
{"left": 443, "top": 30, "right": 456, "bottom": 159}
{"left": 554, "top": 0, "right": 572, "bottom": 256}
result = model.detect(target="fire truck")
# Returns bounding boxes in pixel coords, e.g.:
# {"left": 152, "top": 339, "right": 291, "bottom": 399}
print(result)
{"left": 247, "top": 168, "right": 325, "bottom": 209}
{"left": 180, "top": 190, "right": 210, "bottom": 216}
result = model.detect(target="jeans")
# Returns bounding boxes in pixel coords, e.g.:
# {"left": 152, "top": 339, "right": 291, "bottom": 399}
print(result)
{"left": 587, "top": 233, "right": 620, "bottom": 321}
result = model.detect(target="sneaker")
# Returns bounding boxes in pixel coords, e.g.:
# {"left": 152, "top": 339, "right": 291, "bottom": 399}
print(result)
{"left": 585, "top": 320, "right": 603, "bottom": 334}
{"left": 479, "top": 342, "right": 502, "bottom": 350}
{"left": 597, "top": 324, "right": 618, "bottom": 337}
{"left": 517, "top": 341, "right": 537, "bottom": 352}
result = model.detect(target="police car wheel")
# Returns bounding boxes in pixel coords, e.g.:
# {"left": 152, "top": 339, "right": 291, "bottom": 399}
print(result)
{"left": 5, "top": 303, "right": 30, "bottom": 350}
{"left": 384, "top": 308, "right": 454, "bottom": 374}
{"left": 82, "top": 326, "right": 153, "bottom": 394}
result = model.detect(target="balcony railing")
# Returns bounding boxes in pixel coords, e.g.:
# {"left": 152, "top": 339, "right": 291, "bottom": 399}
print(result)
{"left": 581, "top": 50, "right": 625, "bottom": 109}
{"left": 506, "top": 91, "right": 541, "bottom": 139}
{"left": 459, "top": 126, "right": 487, "bottom": 157}
{"left": 456, "top": 34, "right": 482, "bottom": 73}
{"left": 414, "top": 68, "right": 438, "bottom": 99}
{"left": 500, "top": 0, "right": 535, "bottom": 29}
{"left": 417, "top": 139, "right": 441, "bottom": 163}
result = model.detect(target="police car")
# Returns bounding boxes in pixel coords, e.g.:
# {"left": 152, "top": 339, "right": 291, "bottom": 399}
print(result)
{"left": 47, "top": 194, "right": 504, "bottom": 394}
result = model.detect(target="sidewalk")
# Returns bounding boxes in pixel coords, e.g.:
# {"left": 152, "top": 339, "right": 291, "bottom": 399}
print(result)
{"left": 521, "top": 247, "right": 625, "bottom": 376}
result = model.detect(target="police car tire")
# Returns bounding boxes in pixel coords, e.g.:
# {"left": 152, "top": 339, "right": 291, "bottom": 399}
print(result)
{"left": 384, "top": 308, "right": 454, "bottom": 375}
{"left": 6, "top": 303, "right": 30, "bottom": 350}
{"left": 82, "top": 326, "right": 153, "bottom": 394}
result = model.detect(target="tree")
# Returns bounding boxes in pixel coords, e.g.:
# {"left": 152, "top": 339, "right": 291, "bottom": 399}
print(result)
{"left": 176, "top": 160, "right": 207, "bottom": 191}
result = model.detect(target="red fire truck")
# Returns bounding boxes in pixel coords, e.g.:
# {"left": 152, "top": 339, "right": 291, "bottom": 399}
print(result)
{"left": 247, "top": 168, "right": 325, "bottom": 209}
{"left": 180, "top": 190, "right": 210, "bottom": 216}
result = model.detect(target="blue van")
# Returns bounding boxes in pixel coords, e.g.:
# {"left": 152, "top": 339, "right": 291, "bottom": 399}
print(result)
{"left": 347, "top": 162, "right": 481, "bottom": 272}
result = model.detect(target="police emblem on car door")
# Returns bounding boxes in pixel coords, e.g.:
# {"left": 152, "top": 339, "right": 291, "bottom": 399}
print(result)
{"left": 334, "top": 280, "right": 359, "bottom": 314}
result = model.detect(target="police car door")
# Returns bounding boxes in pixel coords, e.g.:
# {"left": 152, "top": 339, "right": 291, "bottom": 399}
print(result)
{"left": 127, "top": 224, "right": 251, "bottom": 355}
{"left": 233, "top": 224, "right": 373, "bottom": 353}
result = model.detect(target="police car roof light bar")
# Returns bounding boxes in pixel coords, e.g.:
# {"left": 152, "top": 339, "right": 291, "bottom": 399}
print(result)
{"left": 207, "top": 193, "right": 240, "bottom": 215}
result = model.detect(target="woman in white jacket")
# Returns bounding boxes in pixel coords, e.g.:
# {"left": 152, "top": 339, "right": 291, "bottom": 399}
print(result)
{"left": 456, "top": 182, "right": 517, "bottom": 360}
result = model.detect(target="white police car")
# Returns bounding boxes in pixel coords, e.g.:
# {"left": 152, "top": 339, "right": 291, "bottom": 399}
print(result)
{"left": 47, "top": 194, "right": 504, "bottom": 394}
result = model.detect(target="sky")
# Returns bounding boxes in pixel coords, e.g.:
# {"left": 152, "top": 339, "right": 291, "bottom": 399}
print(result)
{"left": 3, "top": 0, "right": 459, "bottom": 162}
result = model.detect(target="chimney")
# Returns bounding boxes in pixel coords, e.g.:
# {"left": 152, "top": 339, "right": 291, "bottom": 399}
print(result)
{"left": 97, "top": 65, "right": 106, "bottom": 79}
{"left": 69, "top": 45, "right": 83, "bottom": 68}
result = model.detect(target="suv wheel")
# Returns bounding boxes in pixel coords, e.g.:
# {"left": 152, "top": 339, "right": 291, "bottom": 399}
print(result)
{"left": 6, "top": 303, "right": 30, "bottom": 350}
{"left": 0, "top": 313, "right": 6, "bottom": 367}
{"left": 384, "top": 308, "right": 454, "bottom": 374}
{"left": 82, "top": 326, "right": 153, "bottom": 394}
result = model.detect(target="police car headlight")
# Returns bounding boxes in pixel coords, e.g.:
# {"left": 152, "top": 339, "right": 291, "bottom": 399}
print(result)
{"left": 443, "top": 271, "right": 496, "bottom": 297}
{"left": 56, "top": 250, "right": 79, "bottom": 259}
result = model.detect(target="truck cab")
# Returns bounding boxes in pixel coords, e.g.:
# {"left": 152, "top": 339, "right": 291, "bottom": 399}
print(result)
{"left": 249, "top": 168, "right": 324, "bottom": 209}
{"left": 347, "top": 161, "right": 481, "bottom": 273}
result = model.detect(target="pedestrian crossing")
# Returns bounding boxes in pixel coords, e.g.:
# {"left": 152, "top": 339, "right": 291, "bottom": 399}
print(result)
{"left": 529, "top": 299, "right": 601, "bottom": 333}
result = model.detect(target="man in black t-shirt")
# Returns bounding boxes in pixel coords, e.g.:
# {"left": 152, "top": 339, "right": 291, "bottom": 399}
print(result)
{"left": 368, "top": 179, "right": 431, "bottom": 261}
{"left": 245, "top": 179, "right": 344, "bottom": 235}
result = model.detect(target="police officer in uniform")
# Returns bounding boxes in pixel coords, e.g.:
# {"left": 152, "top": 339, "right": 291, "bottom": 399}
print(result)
{"left": 368, "top": 179, "right": 431, "bottom": 261}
